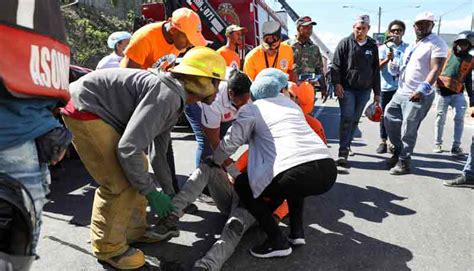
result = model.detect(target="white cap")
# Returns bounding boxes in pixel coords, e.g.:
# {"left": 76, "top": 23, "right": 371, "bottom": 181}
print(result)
{"left": 415, "top": 11, "right": 435, "bottom": 23}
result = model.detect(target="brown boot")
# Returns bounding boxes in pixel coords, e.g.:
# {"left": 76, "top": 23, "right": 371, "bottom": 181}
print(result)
{"left": 100, "top": 247, "right": 145, "bottom": 270}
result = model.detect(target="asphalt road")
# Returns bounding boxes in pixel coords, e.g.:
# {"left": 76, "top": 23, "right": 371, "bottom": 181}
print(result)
{"left": 33, "top": 97, "right": 473, "bottom": 271}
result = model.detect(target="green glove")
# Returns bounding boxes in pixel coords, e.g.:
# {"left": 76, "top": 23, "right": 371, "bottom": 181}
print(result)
{"left": 146, "top": 190, "right": 173, "bottom": 218}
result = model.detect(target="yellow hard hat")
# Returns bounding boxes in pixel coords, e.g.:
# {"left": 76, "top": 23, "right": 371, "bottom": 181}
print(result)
{"left": 170, "top": 46, "right": 226, "bottom": 80}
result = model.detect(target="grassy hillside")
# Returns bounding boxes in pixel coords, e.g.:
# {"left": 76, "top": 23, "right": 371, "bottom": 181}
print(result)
{"left": 62, "top": 6, "right": 133, "bottom": 69}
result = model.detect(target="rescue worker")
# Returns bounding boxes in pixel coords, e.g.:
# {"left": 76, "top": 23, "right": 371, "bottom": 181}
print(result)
{"left": 211, "top": 68, "right": 336, "bottom": 259}
{"left": 244, "top": 21, "right": 296, "bottom": 81}
{"left": 61, "top": 47, "right": 226, "bottom": 269}
{"left": 217, "top": 25, "right": 247, "bottom": 70}
{"left": 96, "top": 31, "right": 131, "bottom": 69}
{"left": 121, "top": 7, "right": 206, "bottom": 69}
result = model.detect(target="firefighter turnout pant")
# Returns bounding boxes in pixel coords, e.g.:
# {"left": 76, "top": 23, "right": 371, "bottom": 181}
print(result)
{"left": 63, "top": 116, "right": 148, "bottom": 259}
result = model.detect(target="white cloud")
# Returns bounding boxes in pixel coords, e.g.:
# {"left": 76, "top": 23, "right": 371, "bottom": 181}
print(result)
{"left": 438, "top": 15, "right": 471, "bottom": 34}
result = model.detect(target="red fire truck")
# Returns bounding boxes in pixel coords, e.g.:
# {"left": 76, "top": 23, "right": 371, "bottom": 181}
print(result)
{"left": 139, "top": 0, "right": 333, "bottom": 65}
{"left": 140, "top": 0, "right": 289, "bottom": 56}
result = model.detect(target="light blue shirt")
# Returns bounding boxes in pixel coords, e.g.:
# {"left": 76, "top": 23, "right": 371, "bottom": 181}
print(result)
{"left": 379, "top": 42, "right": 409, "bottom": 92}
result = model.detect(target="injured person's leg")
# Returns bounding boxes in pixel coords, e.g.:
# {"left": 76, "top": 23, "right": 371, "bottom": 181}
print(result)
{"left": 150, "top": 163, "right": 232, "bottom": 240}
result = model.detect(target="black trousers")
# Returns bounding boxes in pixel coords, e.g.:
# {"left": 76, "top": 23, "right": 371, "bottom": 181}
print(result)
{"left": 234, "top": 158, "right": 337, "bottom": 243}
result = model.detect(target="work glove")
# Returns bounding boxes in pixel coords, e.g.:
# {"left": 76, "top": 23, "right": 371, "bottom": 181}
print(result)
{"left": 146, "top": 190, "right": 173, "bottom": 218}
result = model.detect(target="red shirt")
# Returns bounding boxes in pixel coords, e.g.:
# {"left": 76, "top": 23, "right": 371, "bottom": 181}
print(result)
{"left": 60, "top": 99, "right": 99, "bottom": 120}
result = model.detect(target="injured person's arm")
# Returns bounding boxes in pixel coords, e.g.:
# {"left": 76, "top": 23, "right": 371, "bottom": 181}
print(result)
{"left": 213, "top": 105, "right": 256, "bottom": 165}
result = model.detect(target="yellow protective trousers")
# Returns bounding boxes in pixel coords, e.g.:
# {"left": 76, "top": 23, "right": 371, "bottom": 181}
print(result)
{"left": 63, "top": 116, "right": 147, "bottom": 259}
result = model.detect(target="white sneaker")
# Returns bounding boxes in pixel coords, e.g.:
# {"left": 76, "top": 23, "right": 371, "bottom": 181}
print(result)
{"left": 288, "top": 237, "right": 306, "bottom": 246}
{"left": 432, "top": 144, "right": 443, "bottom": 153}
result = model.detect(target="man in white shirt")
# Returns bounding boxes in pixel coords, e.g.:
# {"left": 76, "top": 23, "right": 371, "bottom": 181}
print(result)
{"left": 384, "top": 11, "right": 448, "bottom": 175}
{"left": 96, "top": 31, "right": 131, "bottom": 70}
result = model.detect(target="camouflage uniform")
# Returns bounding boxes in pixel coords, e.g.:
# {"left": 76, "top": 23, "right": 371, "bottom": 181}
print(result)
{"left": 285, "top": 38, "right": 325, "bottom": 79}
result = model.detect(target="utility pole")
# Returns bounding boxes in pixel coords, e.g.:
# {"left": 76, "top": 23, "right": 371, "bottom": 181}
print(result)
{"left": 471, "top": 12, "right": 473, "bottom": 31}
{"left": 378, "top": 6, "right": 381, "bottom": 34}
{"left": 437, "top": 16, "right": 442, "bottom": 35}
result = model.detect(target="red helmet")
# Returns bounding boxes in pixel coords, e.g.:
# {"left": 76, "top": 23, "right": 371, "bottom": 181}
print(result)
{"left": 365, "top": 102, "right": 383, "bottom": 122}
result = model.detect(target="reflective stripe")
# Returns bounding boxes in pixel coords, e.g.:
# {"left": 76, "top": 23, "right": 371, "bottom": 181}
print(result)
{"left": 16, "top": 0, "right": 35, "bottom": 29}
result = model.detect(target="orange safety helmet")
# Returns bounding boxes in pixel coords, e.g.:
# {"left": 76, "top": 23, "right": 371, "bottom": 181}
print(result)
{"left": 287, "top": 81, "right": 315, "bottom": 114}
{"left": 365, "top": 102, "right": 383, "bottom": 122}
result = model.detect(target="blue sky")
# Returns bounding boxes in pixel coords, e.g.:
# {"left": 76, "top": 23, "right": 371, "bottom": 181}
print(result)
{"left": 267, "top": 0, "right": 472, "bottom": 50}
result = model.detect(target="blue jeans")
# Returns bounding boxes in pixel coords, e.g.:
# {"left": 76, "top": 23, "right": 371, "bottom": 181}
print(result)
{"left": 0, "top": 140, "right": 50, "bottom": 253}
{"left": 384, "top": 92, "right": 435, "bottom": 160}
{"left": 185, "top": 104, "right": 212, "bottom": 167}
{"left": 380, "top": 90, "right": 396, "bottom": 140}
{"left": 463, "top": 135, "right": 474, "bottom": 179}
{"left": 434, "top": 93, "right": 467, "bottom": 148}
{"left": 338, "top": 89, "right": 371, "bottom": 155}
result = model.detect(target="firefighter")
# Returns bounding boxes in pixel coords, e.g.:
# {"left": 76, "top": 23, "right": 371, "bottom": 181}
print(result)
{"left": 61, "top": 47, "right": 226, "bottom": 270}
{"left": 243, "top": 21, "right": 297, "bottom": 81}
{"left": 217, "top": 24, "right": 247, "bottom": 69}
{"left": 121, "top": 7, "right": 207, "bottom": 195}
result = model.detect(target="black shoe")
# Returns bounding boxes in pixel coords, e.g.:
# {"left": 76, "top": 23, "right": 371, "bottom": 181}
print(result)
{"left": 336, "top": 156, "right": 349, "bottom": 168}
{"left": 348, "top": 148, "right": 355, "bottom": 156}
{"left": 388, "top": 144, "right": 396, "bottom": 154}
{"left": 386, "top": 154, "right": 399, "bottom": 168}
{"left": 389, "top": 159, "right": 411, "bottom": 175}
{"left": 376, "top": 142, "right": 387, "bottom": 154}
{"left": 148, "top": 215, "right": 180, "bottom": 240}
{"left": 183, "top": 203, "right": 198, "bottom": 214}
{"left": 250, "top": 239, "right": 292, "bottom": 258}
{"left": 443, "top": 175, "right": 474, "bottom": 187}
{"left": 450, "top": 147, "right": 464, "bottom": 157}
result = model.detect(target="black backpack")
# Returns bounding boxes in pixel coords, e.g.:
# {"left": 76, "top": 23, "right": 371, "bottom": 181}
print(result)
{"left": 0, "top": 173, "right": 37, "bottom": 271}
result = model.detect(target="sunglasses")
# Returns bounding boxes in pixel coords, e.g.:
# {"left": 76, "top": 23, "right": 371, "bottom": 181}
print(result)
{"left": 390, "top": 28, "right": 403, "bottom": 33}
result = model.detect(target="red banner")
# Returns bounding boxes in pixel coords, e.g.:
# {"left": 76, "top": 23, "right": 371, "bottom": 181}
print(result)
{"left": 0, "top": 24, "right": 70, "bottom": 102}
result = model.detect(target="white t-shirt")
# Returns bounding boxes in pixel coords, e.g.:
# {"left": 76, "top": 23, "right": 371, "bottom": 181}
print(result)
{"left": 200, "top": 81, "right": 238, "bottom": 129}
{"left": 96, "top": 53, "right": 123, "bottom": 70}
{"left": 398, "top": 33, "right": 448, "bottom": 95}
